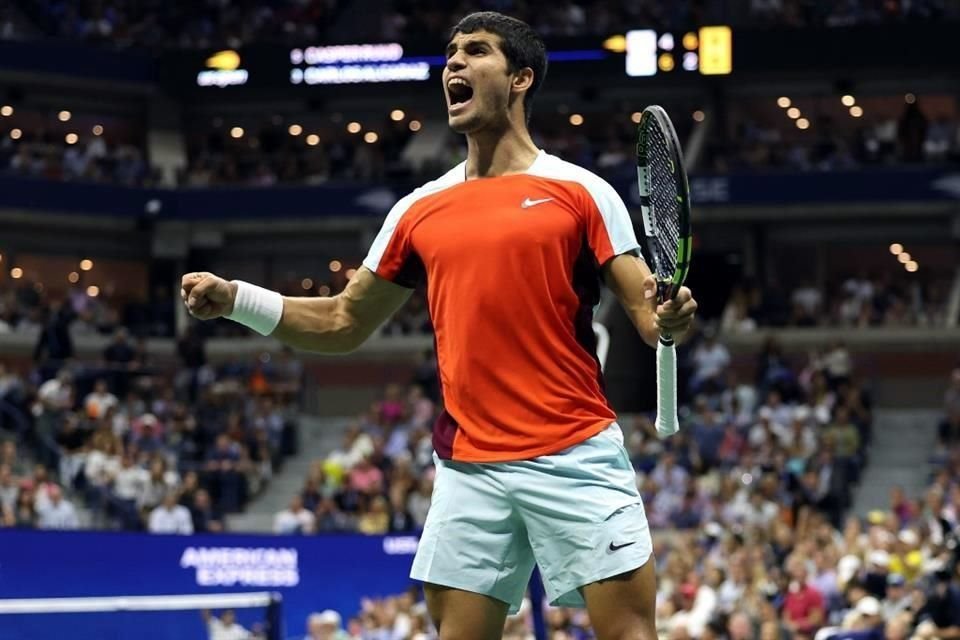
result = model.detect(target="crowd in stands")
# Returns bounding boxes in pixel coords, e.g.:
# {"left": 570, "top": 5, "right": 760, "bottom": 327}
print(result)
{"left": 710, "top": 105, "right": 960, "bottom": 174}
{"left": 17, "top": 0, "right": 347, "bottom": 49}
{"left": 0, "top": 313, "right": 303, "bottom": 532}
{"left": 721, "top": 273, "right": 954, "bottom": 332}
{"left": 0, "top": 280, "right": 176, "bottom": 338}
{"left": 382, "top": 0, "right": 960, "bottom": 42}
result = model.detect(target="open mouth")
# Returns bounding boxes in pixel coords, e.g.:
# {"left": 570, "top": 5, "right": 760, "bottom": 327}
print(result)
{"left": 447, "top": 78, "right": 474, "bottom": 110}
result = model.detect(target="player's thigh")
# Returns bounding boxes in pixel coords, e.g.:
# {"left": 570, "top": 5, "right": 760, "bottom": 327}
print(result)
{"left": 581, "top": 557, "right": 658, "bottom": 640}
{"left": 423, "top": 583, "right": 509, "bottom": 640}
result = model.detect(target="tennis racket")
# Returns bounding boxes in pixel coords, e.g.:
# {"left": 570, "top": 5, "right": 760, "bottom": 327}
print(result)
{"left": 636, "top": 106, "right": 693, "bottom": 438}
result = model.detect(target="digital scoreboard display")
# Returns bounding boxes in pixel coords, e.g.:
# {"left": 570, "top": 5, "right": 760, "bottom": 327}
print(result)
{"left": 624, "top": 26, "right": 732, "bottom": 77}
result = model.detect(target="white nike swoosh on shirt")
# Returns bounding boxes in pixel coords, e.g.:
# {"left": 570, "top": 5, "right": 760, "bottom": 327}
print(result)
{"left": 521, "top": 197, "right": 554, "bottom": 208}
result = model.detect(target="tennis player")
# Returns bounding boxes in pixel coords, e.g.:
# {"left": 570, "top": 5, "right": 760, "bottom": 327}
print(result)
{"left": 182, "top": 11, "right": 697, "bottom": 640}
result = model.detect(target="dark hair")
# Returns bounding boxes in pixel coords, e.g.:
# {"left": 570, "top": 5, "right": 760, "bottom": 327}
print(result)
{"left": 448, "top": 12, "right": 547, "bottom": 123}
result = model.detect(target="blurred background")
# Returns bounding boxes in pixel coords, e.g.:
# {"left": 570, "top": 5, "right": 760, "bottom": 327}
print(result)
{"left": 0, "top": 1, "right": 959, "bottom": 639}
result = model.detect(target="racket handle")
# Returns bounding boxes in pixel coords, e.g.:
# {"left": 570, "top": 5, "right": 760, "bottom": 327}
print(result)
{"left": 655, "top": 336, "right": 680, "bottom": 438}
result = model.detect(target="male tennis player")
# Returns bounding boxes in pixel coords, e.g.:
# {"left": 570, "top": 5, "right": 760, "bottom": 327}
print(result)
{"left": 182, "top": 12, "right": 697, "bottom": 640}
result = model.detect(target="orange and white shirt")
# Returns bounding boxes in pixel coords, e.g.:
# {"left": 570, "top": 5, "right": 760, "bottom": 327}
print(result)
{"left": 363, "top": 150, "right": 642, "bottom": 462}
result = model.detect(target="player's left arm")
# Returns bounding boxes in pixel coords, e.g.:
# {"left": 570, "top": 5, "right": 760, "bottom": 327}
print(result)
{"left": 603, "top": 253, "right": 697, "bottom": 349}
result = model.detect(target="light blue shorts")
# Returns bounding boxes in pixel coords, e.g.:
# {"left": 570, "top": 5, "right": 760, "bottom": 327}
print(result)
{"left": 410, "top": 423, "right": 653, "bottom": 613}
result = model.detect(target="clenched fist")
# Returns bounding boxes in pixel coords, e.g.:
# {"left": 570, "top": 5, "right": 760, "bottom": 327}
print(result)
{"left": 181, "top": 272, "right": 238, "bottom": 320}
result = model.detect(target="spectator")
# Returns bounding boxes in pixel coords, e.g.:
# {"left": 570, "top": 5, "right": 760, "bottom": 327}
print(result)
{"left": 690, "top": 328, "right": 731, "bottom": 394}
{"left": 783, "top": 554, "right": 826, "bottom": 639}
{"left": 274, "top": 495, "right": 315, "bottom": 534}
{"left": 190, "top": 488, "right": 224, "bottom": 533}
{"left": 148, "top": 491, "right": 194, "bottom": 534}
{"left": 303, "top": 610, "right": 350, "bottom": 640}
{"left": 84, "top": 378, "right": 118, "bottom": 420}
{"left": 36, "top": 484, "right": 79, "bottom": 529}
{"left": 202, "top": 609, "right": 250, "bottom": 640}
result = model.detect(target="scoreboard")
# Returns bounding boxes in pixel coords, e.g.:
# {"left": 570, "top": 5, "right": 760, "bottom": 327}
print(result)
{"left": 623, "top": 26, "right": 732, "bottom": 77}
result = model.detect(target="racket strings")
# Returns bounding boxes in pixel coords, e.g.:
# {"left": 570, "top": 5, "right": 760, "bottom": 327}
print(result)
{"left": 646, "top": 124, "right": 681, "bottom": 281}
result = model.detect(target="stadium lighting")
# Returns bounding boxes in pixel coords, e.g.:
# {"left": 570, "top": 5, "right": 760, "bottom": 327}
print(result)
{"left": 68, "top": 271, "right": 80, "bottom": 283}
{"left": 86, "top": 285, "right": 99, "bottom": 297}
{"left": 58, "top": 110, "right": 71, "bottom": 122}
{"left": 897, "top": 252, "right": 911, "bottom": 264}
{"left": 889, "top": 243, "right": 903, "bottom": 255}
{"left": 10, "top": 267, "right": 23, "bottom": 279}
{"left": 345, "top": 268, "right": 357, "bottom": 279}
{"left": 390, "top": 109, "right": 405, "bottom": 121}
{"left": 65, "top": 133, "right": 78, "bottom": 145}
{"left": 905, "top": 93, "right": 916, "bottom": 104}
{"left": 318, "top": 285, "right": 331, "bottom": 296}
{"left": 0, "top": 105, "right": 12, "bottom": 116}
{"left": 305, "top": 134, "right": 320, "bottom": 146}
{"left": 346, "top": 122, "right": 361, "bottom": 134}
{"left": 777, "top": 97, "right": 791, "bottom": 108}
{"left": 693, "top": 110, "right": 705, "bottom": 122}
{"left": 363, "top": 131, "right": 379, "bottom": 143}
{"left": 301, "top": 278, "right": 313, "bottom": 290}
{"left": 92, "top": 125, "right": 103, "bottom": 136}
{"left": 849, "top": 106, "right": 863, "bottom": 117}
{"left": 787, "top": 107, "right": 800, "bottom": 119}
{"left": 408, "top": 120, "right": 421, "bottom": 132}
{"left": 841, "top": 95, "right": 855, "bottom": 107}
{"left": 631, "top": 112, "right": 642, "bottom": 123}
{"left": 905, "top": 261, "right": 918, "bottom": 272}
{"left": 229, "top": 127, "right": 244, "bottom": 138}
{"left": 682, "top": 32, "right": 699, "bottom": 50}
{"left": 288, "top": 124, "right": 302, "bottom": 136}
{"left": 796, "top": 118, "right": 810, "bottom": 130}
{"left": 569, "top": 114, "right": 584, "bottom": 126}
{"left": 80, "top": 259, "right": 93, "bottom": 271}
{"left": 657, "top": 53, "right": 674, "bottom": 72}
{"left": 10, "top": 129, "right": 21, "bottom": 140}
{"left": 329, "top": 260, "right": 342, "bottom": 273}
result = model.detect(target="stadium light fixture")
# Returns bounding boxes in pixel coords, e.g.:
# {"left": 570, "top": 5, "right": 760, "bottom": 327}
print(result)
{"left": 58, "top": 110, "right": 71, "bottom": 122}
{"left": 68, "top": 272, "right": 80, "bottom": 283}
{"left": 329, "top": 260, "right": 342, "bottom": 273}
{"left": 288, "top": 124, "right": 303, "bottom": 136}
{"left": 796, "top": 118, "right": 810, "bottom": 130}
{"left": 905, "top": 261, "right": 918, "bottom": 272}
{"left": 905, "top": 93, "right": 916, "bottom": 104}
{"left": 92, "top": 125, "right": 103, "bottom": 136}
{"left": 80, "top": 259, "right": 93, "bottom": 271}
{"left": 631, "top": 112, "right": 642, "bottom": 123}
{"left": 390, "top": 109, "right": 405, "bottom": 121}
{"left": 0, "top": 105, "right": 12, "bottom": 117}
{"left": 305, "top": 134, "right": 319, "bottom": 146}
{"left": 787, "top": 107, "right": 800, "bottom": 119}
{"left": 569, "top": 114, "right": 584, "bottom": 126}
{"left": 301, "top": 278, "right": 313, "bottom": 290}
{"left": 86, "top": 285, "right": 99, "bottom": 297}
{"left": 889, "top": 243, "right": 903, "bottom": 255}
{"left": 693, "top": 110, "right": 705, "bottom": 122}
{"left": 777, "top": 97, "right": 790, "bottom": 108}
{"left": 347, "top": 122, "right": 361, "bottom": 134}
{"left": 318, "top": 285, "right": 331, "bottom": 296}
{"left": 229, "top": 127, "right": 244, "bottom": 138}
{"left": 408, "top": 120, "right": 421, "bottom": 132}
{"left": 841, "top": 95, "right": 855, "bottom": 107}
{"left": 897, "top": 252, "right": 911, "bottom": 264}
{"left": 363, "top": 131, "right": 379, "bottom": 143}
{"left": 849, "top": 106, "right": 863, "bottom": 117}
{"left": 10, "top": 267, "right": 23, "bottom": 279}
{"left": 10, "top": 129, "right": 21, "bottom": 140}
{"left": 345, "top": 268, "right": 357, "bottom": 279}
{"left": 65, "top": 133, "right": 78, "bottom": 145}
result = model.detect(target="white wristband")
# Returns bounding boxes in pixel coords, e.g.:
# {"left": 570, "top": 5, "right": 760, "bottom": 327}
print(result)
{"left": 225, "top": 280, "right": 284, "bottom": 336}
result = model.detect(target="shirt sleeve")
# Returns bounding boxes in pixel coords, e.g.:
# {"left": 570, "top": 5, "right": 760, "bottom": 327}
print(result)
{"left": 578, "top": 176, "right": 643, "bottom": 266}
{"left": 361, "top": 192, "right": 424, "bottom": 289}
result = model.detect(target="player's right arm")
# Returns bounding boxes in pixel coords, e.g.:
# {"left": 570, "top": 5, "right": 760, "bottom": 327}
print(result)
{"left": 181, "top": 267, "right": 411, "bottom": 354}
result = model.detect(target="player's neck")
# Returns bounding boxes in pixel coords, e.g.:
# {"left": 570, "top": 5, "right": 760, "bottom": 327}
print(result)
{"left": 464, "top": 124, "right": 539, "bottom": 179}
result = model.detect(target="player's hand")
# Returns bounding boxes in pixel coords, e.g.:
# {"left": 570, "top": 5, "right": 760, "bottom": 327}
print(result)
{"left": 181, "top": 272, "right": 237, "bottom": 320}
{"left": 643, "top": 275, "right": 697, "bottom": 336}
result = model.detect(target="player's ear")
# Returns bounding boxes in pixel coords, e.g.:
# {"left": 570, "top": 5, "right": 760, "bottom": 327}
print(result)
{"left": 511, "top": 67, "right": 534, "bottom": 95}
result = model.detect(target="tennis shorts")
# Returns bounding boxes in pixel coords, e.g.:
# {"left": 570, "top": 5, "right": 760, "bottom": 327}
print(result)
{"left": 410, "top": 422, "right": 653, "bottom": 612}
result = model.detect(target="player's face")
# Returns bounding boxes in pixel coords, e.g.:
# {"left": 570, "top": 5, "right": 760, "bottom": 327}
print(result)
{"left": 443, "top": 31, "right": 515, "bottom": 133}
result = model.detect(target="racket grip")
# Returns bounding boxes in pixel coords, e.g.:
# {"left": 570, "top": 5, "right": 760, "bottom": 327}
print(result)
{"left": 655, "top": 337, "right": 680, "bottom": 438}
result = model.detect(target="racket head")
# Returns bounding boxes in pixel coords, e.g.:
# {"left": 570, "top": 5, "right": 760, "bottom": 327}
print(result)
{"left": 636, "top": 105, "right": 693, "bottom": 302}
